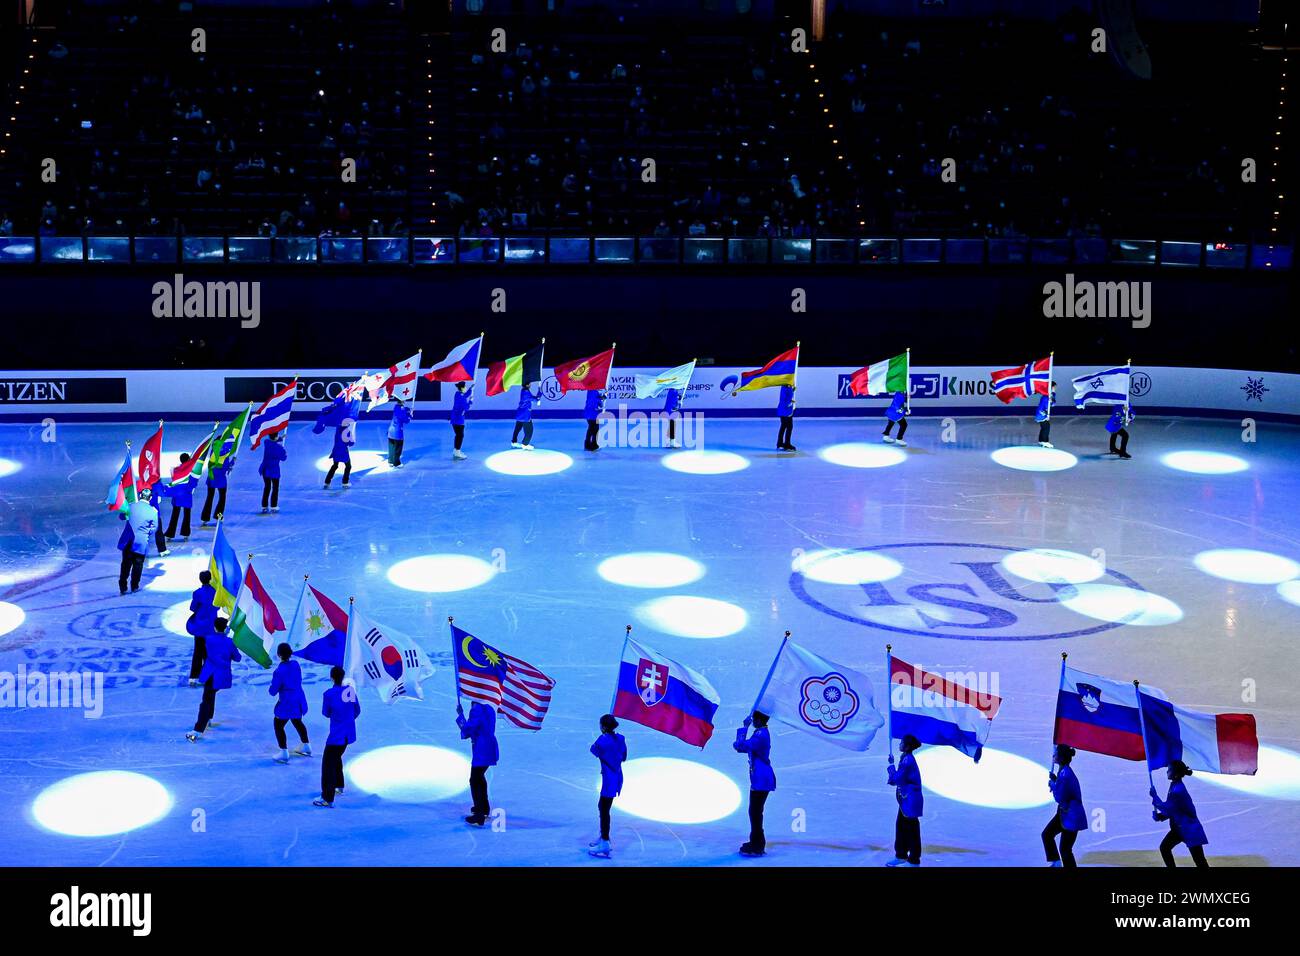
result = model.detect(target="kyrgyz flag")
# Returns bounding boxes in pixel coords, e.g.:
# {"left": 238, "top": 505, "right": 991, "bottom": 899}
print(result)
{"left": 208, "top": 520, "right": 244, "bottom": 613}
{"left": 228, "top": 560, "right": 280, "bottom": 668}
{"left": 135, "top": 422, "right": 164, "bottom": 490}
{"left": 554, "top": 347, "right": 615, "bottom": 394}
{"left": 485, "top": 342, "right": 545, "bottom": 397}
{"left": 105, "top": 448, "right": 138, "bottom": 513}
{"left": 210, "top": 405, "right": 251, "bottom": 468}
{"left": 172, "top": 426, "right": 217, "bottom": 482}
{"left": 849, "top": 352, "right": 909, "bottom": 396}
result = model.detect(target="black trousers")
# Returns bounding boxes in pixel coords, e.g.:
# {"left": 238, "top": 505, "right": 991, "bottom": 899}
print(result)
{"left": 777, "top": 416, "right": 794, "bottom": 448}
{"left": 1159, "top": 829, "right": 1208, "bottom": 868}
{"left": 118, "top": 550, "right": 145, "bottom": 593}
{"left": 188, "top": 636, "right": 207, "bottom": 680}
{"left": 598, "top": 795, "right": 614, "bottom": 841}
{"left": 388, "top": 437, "right": 404, "bottom": 465}
{"left": 155, "top": 525, "right": 169, "bottom": 554}
{"left": 1042, "top": 810, "right": 1079, "bottom": 867}
{"left": 667, "top": 417, "right": 677, "bottom": 441}
{"left": 166, "top": 504, "right": 192, "bottom": 538}
{"left": 511, "top": 421, "right": 534, "bottom": 445}
{"left": 747, "top": 789, "right": 769, "bottom": 851}
{"left": 322, "top": 743, "right": 348, "bottom": 802}
{"left": 469, "top": 765, "right": 491, "bottom": 817}
{"left": 1038, "top": 420, "right": 1052, "bottom": 443}
{"left": 201, "top": 486, "right": 227, "bottom": 522}
{"left": 325, "top": 460, "right": 351, "bottom": 485}
{"left": 274, "top": 717, "right": 309, "bottom": 749}
{"left": 261, "top": 476, "right": 280, "bottom": 509}
{"left": 894, "top": 810, "right": 922, "bottom": 864}
{"left": 884, "top": 417, "right": 908, "bottom": 439}
{"left": 584, "top": 419, "right": 600, "bottom": 450}
{"left": 195, "top": 677, "right": 218, "bottom": 733}
{"left": 1109, "top": 428, "right": 1130, "bottom": 455}
{"left": 452, "top": 424, "right": 465, "bottom": 450}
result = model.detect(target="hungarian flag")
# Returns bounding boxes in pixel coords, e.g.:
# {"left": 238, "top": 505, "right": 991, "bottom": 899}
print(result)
{"left": 208, "top": 520, "right": 243, "bottom": 613}
{"left": 105, "top": 448, "right": 137, "bottom": 513}
{"left": 367, "top": 351, "right": 423, "bottom": 411}
{"left": 228, "top": 560, "right": 280, "bottom": 668}
{"left": 990, "top": 357, "right": 1052, "bottom": 403}
{"left": 485, "top": 343, "right": 545, "bottom": 397}
{"left": 171, "top": 426, "right": 217, "bottom": 482}
{"left": 736, "top": 345, "right": 799, "bottom": 393}
{"left": 554, "top": 347, "right": 615, "bottom": 394}
{"left": 850, "top": 353, "right": 908, "bottom": 396}
{"left": 425, "top": 335, "right": 483, "bottom": 383}
{"left": 210, "top": 406, "right": 251, "bottom": 468}
{"left": 135, "top": 423, "right": 164, "bottom": 491}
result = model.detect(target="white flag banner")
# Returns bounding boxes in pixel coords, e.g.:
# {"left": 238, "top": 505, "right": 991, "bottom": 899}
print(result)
{"left": 1071, "top": 365, "right": 1131, "bottom": 408}
{"left": 367, "top": 351, "right": 422, "bottom": 411}
{"left": 634, "top": 360, "right": 696, "bottom": 400}
{"left": 754, "top": 638, "right": 884, "bottom": 751}
{"left": 345, "top": 606, "right": 435, "bottom": 704}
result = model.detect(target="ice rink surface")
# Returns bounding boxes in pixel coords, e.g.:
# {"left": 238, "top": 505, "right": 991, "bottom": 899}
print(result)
{"left": 1, "top": 413, "right": 1298, "bottom": 867}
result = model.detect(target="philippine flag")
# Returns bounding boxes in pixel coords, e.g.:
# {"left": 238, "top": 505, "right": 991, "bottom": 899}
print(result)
{"left": 612, "top": 637, "right": 720, "bottom": 747}
{"left": 424, "top": 336, "right": 483, "bottom": 383}
{"left": 1139, "top": 688, "right": 1258, "bottom": 775}
{"left": 888, "top": 655, "right": 1001, "bottom": 762}
{"left": 1054, "top": 665, "right": 1149, "bottom": 760}
{"left": 288, "top": 582, "right": 350, "bottom": 666}
{"left": 249, "top": 380, "right": 296, "bottom": 450}
{"left": 990, "top": 357, "right": 1052, "bottom": 403}
{"left": 345, "top": 605, "right": 434, "bottom": 704}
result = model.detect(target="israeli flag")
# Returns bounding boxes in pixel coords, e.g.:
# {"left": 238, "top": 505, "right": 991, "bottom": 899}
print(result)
{"left": 1072, "top": 365, "right": 1131, "bottom": 408}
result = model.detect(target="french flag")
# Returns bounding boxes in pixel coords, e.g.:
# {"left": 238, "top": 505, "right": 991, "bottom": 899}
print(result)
{"left": 990, "top": 357, "right": 1052, "bottom": 403}
{"left": 1139, "top": 689, "right": 1258, "bottom": 775}
{"left": 1054, "top": 665, "right": 1146, "bottom": 760}
{"left": 612, "top": 637, "right": 720, "bottom": 747}
{"left": 424, "top": 335, "right": 482, "bottom": 383}
{"left": 249, "top": 380, "right": 296, "bottom": 449}
{"left": 888, "top": 655, "right": 1001, "bottom": 762}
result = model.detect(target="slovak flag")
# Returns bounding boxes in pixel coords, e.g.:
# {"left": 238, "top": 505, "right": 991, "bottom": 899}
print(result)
{"left": 1138, "top": 688, "right": 1258, "bottom": 775}
{"left": 249, "top": 380, "right": 296, "bottom": 449}
{"left": 424, "top": 336, "right": 482, "bottom": 383}
{"left": 367, "top": 351, "right": 423, "bottom": 411}
{"left": 990, "top": 357, "right": 1052, "bottom": 403}
{"left": 345, "top": 604, "right": 435, "bottom": 704}
{"left": 1054, "top": 665, "right": 1148, "bottom": 760}
{"left": 612, "top": 637, "right": 721, "bottom": 747}
{"left": 288, "top": 581, "right": 350, "bottom": 666}
{"left": 888, "top": 655, "right": 1002, "bottom": 762}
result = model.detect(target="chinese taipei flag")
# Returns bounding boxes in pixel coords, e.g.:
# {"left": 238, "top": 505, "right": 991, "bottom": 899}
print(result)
{"left": 1138, "top": 687, "right": 1258, "bottom": 775}
{"left": 849, "top": 352, "right": 909, "bottom": 397}
{"left": 345, "top": 603, "right": 435, "bottom": 704}
{"left": 228, "top": 560, "right": 280, "bottom": 668}
{"left": 754, "top": 636, "right": 884, "bottom": 751}
{"left": 612, "top": 635, "right": 720, "bottom": 747}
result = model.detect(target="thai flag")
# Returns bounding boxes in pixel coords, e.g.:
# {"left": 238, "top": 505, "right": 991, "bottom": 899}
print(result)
{"left": 888, "top": 655, "right": 1001, "bottom": 762}
{"left": 424, "top": 336, "right": 482, "bottom": 383}
{"left": 249, "top": 380, "right": 296, "bottom": 449}
{"left": 1139, "top": 689, "right": 1258, "bottom": 775}
{"left": 1054, "top": 665, "right": 1148, "bottom": 760}
{"left": 990, "top": 357, "right": 1052, "bottom": 403}
{"left": 612, "top": 637, "right": 720, "bottom": 747}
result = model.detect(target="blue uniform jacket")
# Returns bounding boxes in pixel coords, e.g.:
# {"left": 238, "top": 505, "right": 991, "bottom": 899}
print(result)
{"left": 458, "top": 701, "right": 500, "bottom": 766}
{"left": 116, "top": 518, "right": 134, "bottom": 552}
{"left": 198, "top": 631, "right": 242, "bottom": 690}
{"left": 388, "top": 404, "right": 412, "bottom": 440}
{"left": 206, "top": 458, "right": 234, "bottom": 489}
{"left": 584, "top": 389, "right": 605, "bottom": 418}
{"left": 322, "top": 684, "right": 361, "bottom": 745}
{"left": 258, "top": 440, "right": 287, "bottom": 479}
{"left": 187, "top": 583, "right": 218, "bottom": 637}
{"left": 1153, "top": 780, "right": 1208, "bottom": 847}
{"left": 168, "top": 475, "right": 198, "bottom": 509}
{"left": 733, "top": 725, "right": 776, "bottom": 792}
{"left": 125, "top": 500, "right": 158, "bottom": 555}
{"left": 888, "top": 751, "right": 924, "bottom": 818}
{"left": 591, "top": 732, "right": 628, "bottom": 798}
{"left": 515, "top": 387, "right": 538, "bottom": 422}
{"left": 777, "top": 385, "right": 796, "bottom": 417}
{"left": 663, "top": 389, "right": 682, "bottom": 415}
{"left": 451, "top": 387, "right": 474, "bottom": 426}
{"left": 1050, "top": 765, "right": 1087, "bottom": 831}
{"left": 1106, "top": 407, "right": 1132, "bottom": 433}
{"left": 1035, "top": 392, "right": 1054, "bottom": 423}
{"left": 269, "top": 658, "right": 309, "bottom": 719}
{"left": 330, "top": 424, "right": 353, "bottom": 464}
{"left": 886, "top": 391, "right": 907, "bottom": 422}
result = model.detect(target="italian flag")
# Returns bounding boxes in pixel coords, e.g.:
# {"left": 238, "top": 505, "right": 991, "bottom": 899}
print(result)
{"left": 849, "top": 352, "right": 909, "bottom": 396}
{"left": 228, "top": 561, "right": 281, "bottom": 668}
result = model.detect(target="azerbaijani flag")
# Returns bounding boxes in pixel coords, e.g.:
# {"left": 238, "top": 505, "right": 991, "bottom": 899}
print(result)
{"left": 105, "top": 448, "right": 137, "bottom": 513}
{"left": 554, "top": 347, "right": 615, "bottom": 394}
{"left": 424, "top": 335, "right": 483, "bottom": 383}
{"left": 888, "top": 655, "right": 1001, "bottom": 761}
{"left": 485, "top": 342, "right": 545, "bottom": 397}
{"left": 208, "top": 520, "right": 243, "bottom": 613}
{"left": 850, "top": 353, "right": 909, "bottom": 397}
{"left": 1139, "top": 688, "right": 1258, "bottom": 775}
{"left": 736, "top": 345, "right": 799, "bottom": 393}
{"left": 210, "top": 405, "right": 251, "bottom": 468}
{"left": 171, "top": 426, "right": 217, "bottom": 482}
{"left": 228, "top": 560, "right": 280, "bottom": 667}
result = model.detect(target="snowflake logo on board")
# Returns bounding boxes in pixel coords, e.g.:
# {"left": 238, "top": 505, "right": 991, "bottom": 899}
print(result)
{"left": 1241, "top": 376, "right": 1269, "bottom": 403}
{"left": 798, "top": 672, "right": 860, "bottom": 735}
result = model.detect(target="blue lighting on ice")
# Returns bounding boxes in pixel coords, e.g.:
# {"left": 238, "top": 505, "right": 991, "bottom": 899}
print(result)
{"left": 612, "top": 758, "right": 742, "bottom": 823}
{"left": 817, "top": 443, "right": 907, "bottom": 469}
{"left": 1160, "top": 451, "right": 1248, "bottom": 475}
{"left": 0, "top": 601, "right": 25, "bottom": 637}
{"left": 914, "top": 747, "right": 1054, "bottom": 810}
{"left": 990, "top": 446, "right": 1078, "bottom": 472}
{"left": 1278, "top": 580, "right": 1300, "bottom": 608}
{"left": 1060, "top": 583, "right": 1183, "bottom": 626}
{"left": 1193, "top": 548, "right": 1300, "bottom": 585}
{"left": 0, "top": 457, "right": 21, "bottom": 478}
{"left": 597, "top": 552, "right": 705, "bottom": 588}
{"left": 32, "top": 771, "right": 174, "bottom": 836}
{"left": 484, "top": 449, "right": 574, "bottom": 476}
{"left": 1001, "top": 548, "right": 1105, "bottom": 585}
{"left": 346, "top": 745, "right": 471, "bottom": 803}
{"left": 791, "top": 548, "right": 903, "bottom": 585}
{"left": 634, "top": 595, "right": 748, "bottom": 638}
{"left": 386, "top": 554, "right": 498, "bottom": 593}
{"left": 315, "top": 450, "right": 391, "bottom": 474}
{"left": 661, "top": 450, "right": 749, "bottom": 475}
{"left": 143, "top": 555, "right": 211, "bottom": 592}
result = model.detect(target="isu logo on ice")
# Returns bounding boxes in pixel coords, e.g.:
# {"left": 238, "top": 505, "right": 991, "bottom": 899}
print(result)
{"left": 636, "top": 658, "right": 668, "bottom": 706}
{"left": 798, "top": 672, "right": 860, "bottom": 734}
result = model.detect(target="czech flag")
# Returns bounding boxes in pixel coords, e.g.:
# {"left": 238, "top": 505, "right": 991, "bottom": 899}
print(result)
{"left": 207, "top": 520, "right": 244, "bottom": 613}
{"left": 1054, "top": 665, "right": 1146, "bottom": 760}
{"left": 990, "top": 357, "right": 1052, "bottom": 403}
{"left": 249, "top": 380, "right": 296, "bottom": 449}
{"left": 554, "top": 347, "right": 615, "bottom": 394}
{"left": 1139, "top": 689, "right": 1258, "bottom": 775}
{"left": 736, "top": 345, "right": 798, "bottom": 393}
{"left": 612, "top": 637, "right": 720, "bottom": 747}
{"left": 424, "top": 336, "right": 482, "bottom": 383}
{"left": 888, "top": 655, "right": 1001, "bottom": 762}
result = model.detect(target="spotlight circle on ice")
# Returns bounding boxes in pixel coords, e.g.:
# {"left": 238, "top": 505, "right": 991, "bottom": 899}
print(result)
{"left": 315, "top": 450, "right": 390, "bottom": 473}
{"left": 791, "top": 548, "right": 903, "bottom": 585}
{"left": 483, "top": 448, "right": 574, "bottom": 476}
{"left": 661, "top": 449, "right": 749, "bottom": 475}
{"left": 143, "top": 554, "right": 211, "bottom": 592}
{"left": 1279, "top": 580, "right": 1300, "bottom": 608}
{"left": 914, "top": 747, "right": 1054, "bottom": 810}
{"left": 1193, "top": 548, "right": 1300, "bottom": 585}
{"left": 1197, "top": 746, "right": 1300, "bottom": 801}
{"left": 990, "top": 446, "right": 1078, "bottom": 472}
{"left": 817, "top": 442, "right": 907, "bottom": 469}
{"left": 0, "top": 457, "right": 21, "bottom": 478}
{"left": 634, "top": 595, "right": 748, "bottom": 639}
{"left": 162, "top": 599, "right": 193, "bottom": 637}
{"left": 597, "top": 552, "right": 705, "bottom": 589}
{"left": 0, "top": 601, "right": 25, "bottom": 638}
{"left": 1160, "top": 450, "right": 1249, "bottom": 475}
{"left": 31, "top": 771, "right": 174, "bottom": 837}
{"left": 1059, "top": 583, "right": 1183, "bottom": 627}
{"left": 346, "top": 745, "right": 471, "bottom": 803}
{"left": 386, "top": 555, "right": 497, "bottom": 593}
{"left": 611, "top": 757, "right": 742, "bottom": 824}
{"left": 1001, "top": 548, "right": 1105, "bottom": 585}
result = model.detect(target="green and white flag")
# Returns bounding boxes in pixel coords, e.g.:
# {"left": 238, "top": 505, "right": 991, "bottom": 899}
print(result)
{"left": 849, "top": 353, "right": 909, "bottom": 396}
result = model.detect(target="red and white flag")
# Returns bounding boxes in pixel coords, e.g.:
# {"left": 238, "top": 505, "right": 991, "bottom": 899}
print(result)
{"left": 135, "top": 423, "right": 164, "bottom": 490}
{"left": 990, "top": 357, "right": 1052, "bottom": 403}
{"left": 171, "top": 426, "right": 216, "bottom": 482}
{"left": 367, "top": 351, "right": 423, "bottom": 411}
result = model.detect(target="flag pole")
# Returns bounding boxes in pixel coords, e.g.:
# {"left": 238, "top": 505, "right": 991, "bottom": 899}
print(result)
{"left": 1052, "top": 652, "right": 1067, "bottom": 778}
{"left": 343, "top": 597, "right": 355, "bottom": 694}
{"left": 750, "top": 630, "right": 791, "bottom": 716}
{"left": 610, "top": 624, "right": 632, "bottom": 713}
{"left": 1125, "top": 356, "right": 1133, "bottom": 420}
{"left": 886, "top": 643, "right": 894, "bottom": 761}
{"left": 793, "top": 341, "right": 801, "bottom": 389}
{"left": 411, "top": 349, "right": 423, "bottom": 417}
{"left": 904, "top": 347, "right": 911, "bottom": 416}
{"left": 286, "top": 574, "right": 309, "bottom": 652}
{"left": 1133, "top": 678, "right": 1155, "bottom": 791}
{"left": 449, "top": 616, "right": 462, "bottom": 707}
{"left": 1046, "top": 351, "right": 1055, "bottom": 422}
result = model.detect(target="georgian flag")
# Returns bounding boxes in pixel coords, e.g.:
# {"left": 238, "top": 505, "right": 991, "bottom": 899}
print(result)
{"left": 345, "top": 605, "right": 435, "bottom": 704}
{"left": 1072, "top": 365, "right": 1131, "bottom": 408}
{"left": 367, "top": 351, "right": 423, "bottom": 411}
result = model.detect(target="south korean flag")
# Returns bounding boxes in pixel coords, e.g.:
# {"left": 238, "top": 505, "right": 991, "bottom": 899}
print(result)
{"left": 345, "top": 605, "right": 435, "bottom": 704}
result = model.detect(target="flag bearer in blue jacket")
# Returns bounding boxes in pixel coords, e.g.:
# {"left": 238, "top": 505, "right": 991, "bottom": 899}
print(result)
{"left": 1107, "top": 406, "right": 1133, "bottom": 459}
{"left": 588, "top": 714, "right": 627, "bottom": 858}
{"left": 200, "top": 455, "right": 235, "bottom": 526}
{"left": 1036, "top": 382, "right": 1057, "bottom": 449}
{"left": 324, "top": 419, "right": 354, "bottom": 488}
{"left": 387, "top": 399, "right": 412, "bottom": 467}
{"left": 164, "top": 453, "right": 197, "bottom": 540}
{"left": 734, "top": 711, "right": 776, "bottom": 857}
{"left": 269, "top": 643, "right": 311, "bottom": 764}
{"left": 185, "top": 570, "right": 217, "bottom": 686}
{"left": 882, "top": 391, "right": 909, "bottom": 446}
{"left": 258, "top": 433, "right": 287, "bottom": 513}
{"left": 583, "top": 388, "right": 606, "bottom": 451}
{"left": 886, "top": 734, "right": 924, "bottom": 866}
{"left": 457, "top": 699, "right": 499, "bottom": 826}
{"left": 148, "top": 478, "right": 172, "bottom": 556}
{"left": 185, "top": 616, "right": 239, "bottom": 741}
{"left": 116, "top": 489, "right": 158, "bottom": 595}
{"left": 1043, "top": 744, "right": 1087, "bottom": 867}
{"left": 663, "top": 387, "right": 683, "bottom": 448}
{"left": 511, "top": 383, "right": 540, "bottom": 450}
{"left": 1151, "top": 760, "right": 1208, "bottom": 867}
{"left": 315, "top": 666, "right": 360, "bottom": 807}
{"left": 776, "top": 384, "right": 797, "bottom": 451}
{"left": 450, "top": 382, "right": 473, "bottom": 460}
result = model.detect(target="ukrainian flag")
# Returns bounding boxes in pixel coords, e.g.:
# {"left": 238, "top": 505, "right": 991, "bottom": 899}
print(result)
{"left": 208, "top": 520, "right": 244, "bottom": 612}
{"left": 736, "top": 345, "right": 799, "bottom": 392}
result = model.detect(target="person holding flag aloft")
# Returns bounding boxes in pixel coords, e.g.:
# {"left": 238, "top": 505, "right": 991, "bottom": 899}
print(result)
{"left": 387, "top": 398, "right": 412, "bottom": 467}
{"left": 258, "top": 433, "right": 286, "bottom": 513}
{"left": 886, "top": 735, "right": 924, "bottom": 866}
{"left": 588, "top": 713, "right": 627, "bottom": 858}
{"left": 776, "top": 383, "right": 797, "bottom": 451}
{"left": 1106, "top": 405, "right": 1133, "bottom": 459}
{"left": 1036, "top": 380, "right": 1058, "bottom": 448}
{"left": 269, "top": 642, "right": 311, "bottom": 764}
{"left": 457, "top": 699, "right": 499, "bottom": 827}
{"left": 315, "top": 666, "right": 360, "bottom": 807}
{"left": 1150, "top": 760, "right": 1208, "bottom": 867}
{"left": 185, "top": 570, "right": 217, "bottom": 686}
{"left": 663, "top": 387, "right": 683, "bottom": 448}
{"left": 116, "top": 487, "right": 159, "bottom": 595}
{"left": 201, "top": 452, "right": 235, "bottom": 525}
{"left": 450, "top": 382, "right": 473, "bottom": 460}
{"left": 583, "top": 387, "right": 606, "bottom": 451}
{"left": 185, "top": 616, "right": 240, "bottom": 742}
{"left": 734, "top": 345, "right": 799, "bottom": 453}
{"left": 882, "top": 392, "right": 909, "bottom": 446}
{"left": 510, "top": 382, "right": 541, "bottom": 450}
{"left": 164, "top": 453, "right": 198, "bottom": 541}
{"left": 1043, "top": 744, "right": 1086, "bottom": 867}
{"left": 733, "top": 711, "right": 776, "bottom": 857}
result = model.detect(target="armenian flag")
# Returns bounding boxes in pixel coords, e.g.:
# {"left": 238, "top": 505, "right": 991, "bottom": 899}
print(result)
{"left": 736, "top": 345, "right": 799, "bottom": 393}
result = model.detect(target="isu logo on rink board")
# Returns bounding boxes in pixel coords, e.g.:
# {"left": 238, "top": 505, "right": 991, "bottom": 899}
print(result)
{"left": 791, "top": 542, "right": 1152, "bottom": 642}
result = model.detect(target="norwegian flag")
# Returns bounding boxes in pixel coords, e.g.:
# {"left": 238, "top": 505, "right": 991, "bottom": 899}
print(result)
{"left": 367, "top": 351, "right": 423, "bottom": 411}
{"left": 990, "top": 357, "right": 1052, "bottom": 403}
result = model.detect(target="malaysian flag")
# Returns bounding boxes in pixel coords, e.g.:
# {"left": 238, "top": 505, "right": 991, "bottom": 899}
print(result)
{"left": 451, "top": 622, "right": 555, "bottom": 730}
{"left": 990, "top": 356, "right": 1052, "bottom": 403}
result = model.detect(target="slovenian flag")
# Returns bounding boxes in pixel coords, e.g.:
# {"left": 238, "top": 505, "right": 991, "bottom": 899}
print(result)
{"left": 1054, "top": 665, "right": 1147, "bottom": 760}
{"left": 345, "top": 604, "right": 435, "bottom": 703}
{"left": 424, "top": 336, "right": 483, "bottom": 383}
{"left": 249, "top": 381, "right": 296, "bottom": 449}
{"left": 612, "top": 637, "right": 720, "bottom": 747}
{"left": 485, "top": 342, "right": 545, "bottom": 397}
{"left": 888, "top": 655, "right": 1001, "bottom": 762}
{"left": 849, "top": 352, "right": 909, "bottom": 397}
{"left": 1072, "top": 365, "right": 1131, "bottom": 409}
{"left": 990, "top": 357, "right": 1052, "bottom": 403}
{"left": 554, "top": 347, "right": 615, "bottom": 394}
{"left": 634, "top": 360, "right": 696, "bottom": 399}
{"left": 1138, "top": 688, "right": 1258, "bottom": 775}
{"left": 105, "top": 448, "right": 137, "bottom": 513}
{"left": 207, "top": 520, "right": 244, "bottom": 613}
{"left": 227, "top": 560, "right": 280, "bottom": 667}
{"left": 736, "top": 345, "right": 799, "bottom": 393}
{"left": 287, "top": 580, "right": 350, "bottom": 666}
